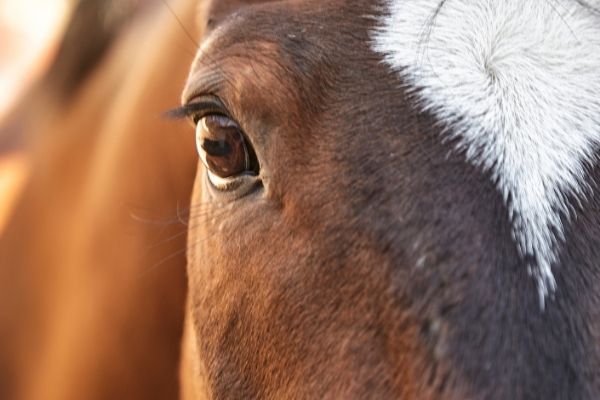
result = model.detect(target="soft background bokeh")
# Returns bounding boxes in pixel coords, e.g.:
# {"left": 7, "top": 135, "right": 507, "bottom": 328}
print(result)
{"left": 0, "top": 0, "right": 71, "bottom": 117}
{"left": 0, "top": 0, "right": 72, "bottom": 232}
{"left": 0, "top": 1, "right": 200, "bottom": 398}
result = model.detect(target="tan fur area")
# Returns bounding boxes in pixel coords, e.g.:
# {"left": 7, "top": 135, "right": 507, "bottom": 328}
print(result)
{"left": 0, "top": 1, "right": 201, "bottom": 398}
{"left": 0, "top": 153, "right": 30, "bottom": 235}
{"left": 180, "top": 302, "right": 209, "bottom": 400}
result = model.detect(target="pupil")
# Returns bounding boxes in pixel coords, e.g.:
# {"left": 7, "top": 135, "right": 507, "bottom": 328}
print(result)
{"left": 201, "top": 138, "right": 231, "bottom": 157}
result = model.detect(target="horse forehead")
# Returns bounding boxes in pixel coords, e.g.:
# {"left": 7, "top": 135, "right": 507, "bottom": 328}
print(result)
{"left": 373, "top": 0, "right": 600, "bottom": 302}
{"left": 204, "top": 0, "right": 281, "bottom": 28}
{"left": 188, "top": 0, "right": 375, "bottom": 104}
{"left": 198, "top": 0, "right": 371, "bottom": 59}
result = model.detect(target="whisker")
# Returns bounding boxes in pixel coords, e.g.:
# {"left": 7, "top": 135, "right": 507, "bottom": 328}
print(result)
{"left": 138, "top": 247, "right": 188, "bottom": 277}
{"left": 159, "top": 0, "right": 200, "bottom": 48}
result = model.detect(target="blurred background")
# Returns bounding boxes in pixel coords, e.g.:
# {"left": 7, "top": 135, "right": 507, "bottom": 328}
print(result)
{"left": 0, "top": 0, "right": 70, "bottom": 233}
{"left": 0, "top": 0, "right": 200, "bottom": 398}
{"left": 0, "top": 0, "right": 71, "bottom": 118}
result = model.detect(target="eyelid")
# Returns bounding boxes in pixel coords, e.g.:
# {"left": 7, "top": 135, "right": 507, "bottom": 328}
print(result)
{"left": 165, "top": 95, "right": 230, "bottom": 123}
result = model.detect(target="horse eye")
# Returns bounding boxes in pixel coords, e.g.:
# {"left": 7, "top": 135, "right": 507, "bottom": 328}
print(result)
{"left": 196, "top": 115, "right": 258, "bottom": 182}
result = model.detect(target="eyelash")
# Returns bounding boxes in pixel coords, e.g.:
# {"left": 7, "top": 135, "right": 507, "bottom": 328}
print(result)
{"left": 166, "top": 96, "right": 230, "bottom": 125}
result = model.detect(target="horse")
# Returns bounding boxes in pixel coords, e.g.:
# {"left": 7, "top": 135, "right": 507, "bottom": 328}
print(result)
{"left": 0, "top": 1, "right": 198, "bottom": 398}
{"left": 178, "top": 0, "right": 600, "bottom": 398}
{"left": 2, "top": 0, "right": 600, "bottom": 399}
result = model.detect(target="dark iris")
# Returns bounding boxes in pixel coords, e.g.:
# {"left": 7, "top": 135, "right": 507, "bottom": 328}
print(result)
{"left": 197, "top": 114, "right": 258, "bottom": 179}
{"left": 202, "top": 138, "right": 232, "bottom": 157}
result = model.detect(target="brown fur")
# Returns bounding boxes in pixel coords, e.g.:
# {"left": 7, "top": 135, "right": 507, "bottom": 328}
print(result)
{"left": 181, "top": 0, "right": 600, "bottom": 398}
{"left": 3, "top": 0, "right": 600, "bottom": 399}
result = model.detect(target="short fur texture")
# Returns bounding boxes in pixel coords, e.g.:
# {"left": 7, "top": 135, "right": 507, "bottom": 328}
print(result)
{"left": 182, "top": 0, "right": 600, "bottom": 398}
{"left": 373, "top": 0, "right": 600, "bottom": 302}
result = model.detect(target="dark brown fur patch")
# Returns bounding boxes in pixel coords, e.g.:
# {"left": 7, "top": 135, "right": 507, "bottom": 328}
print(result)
{"left": 182, "top": 0, "right": 600, "bottom": 398}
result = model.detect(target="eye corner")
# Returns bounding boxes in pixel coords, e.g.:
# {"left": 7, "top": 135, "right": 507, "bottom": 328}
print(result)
{"left": 191, "top": 113, "right": 202, "bottom": 126}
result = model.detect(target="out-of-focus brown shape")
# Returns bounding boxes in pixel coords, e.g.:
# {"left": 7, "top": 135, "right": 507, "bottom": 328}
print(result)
{"left": 0, "top": 153, "right": 29, "bottom": 233}
{"left": 45, "top": 0, "right": 150, "bottom": 99}
{"left": 0, "top": 0, "right": 200, "bottom": 398}
{"left": 0, "top": 154, "right": 29, "bottom": 235}
{"left": 0, "top": 0, "right": 70, "bottom": 118}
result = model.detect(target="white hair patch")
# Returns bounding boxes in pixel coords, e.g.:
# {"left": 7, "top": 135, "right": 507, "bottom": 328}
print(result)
{"left": 372, "top": 0, "right": 600, "bottom": 305}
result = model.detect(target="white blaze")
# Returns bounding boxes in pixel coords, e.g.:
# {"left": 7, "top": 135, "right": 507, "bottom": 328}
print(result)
{"left": 372, "top": 0, "right": 600, "bottom": 304}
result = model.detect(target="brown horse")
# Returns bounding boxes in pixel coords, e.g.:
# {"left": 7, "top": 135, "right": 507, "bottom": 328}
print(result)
{"left": 0, "top": 1, "right": 198, "bottom": 398}
{"left": 179, "top": 0, "right": 600, "bottom": 398}
{"left": 3, "top": 0, "right": 600, "bottom": 399}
